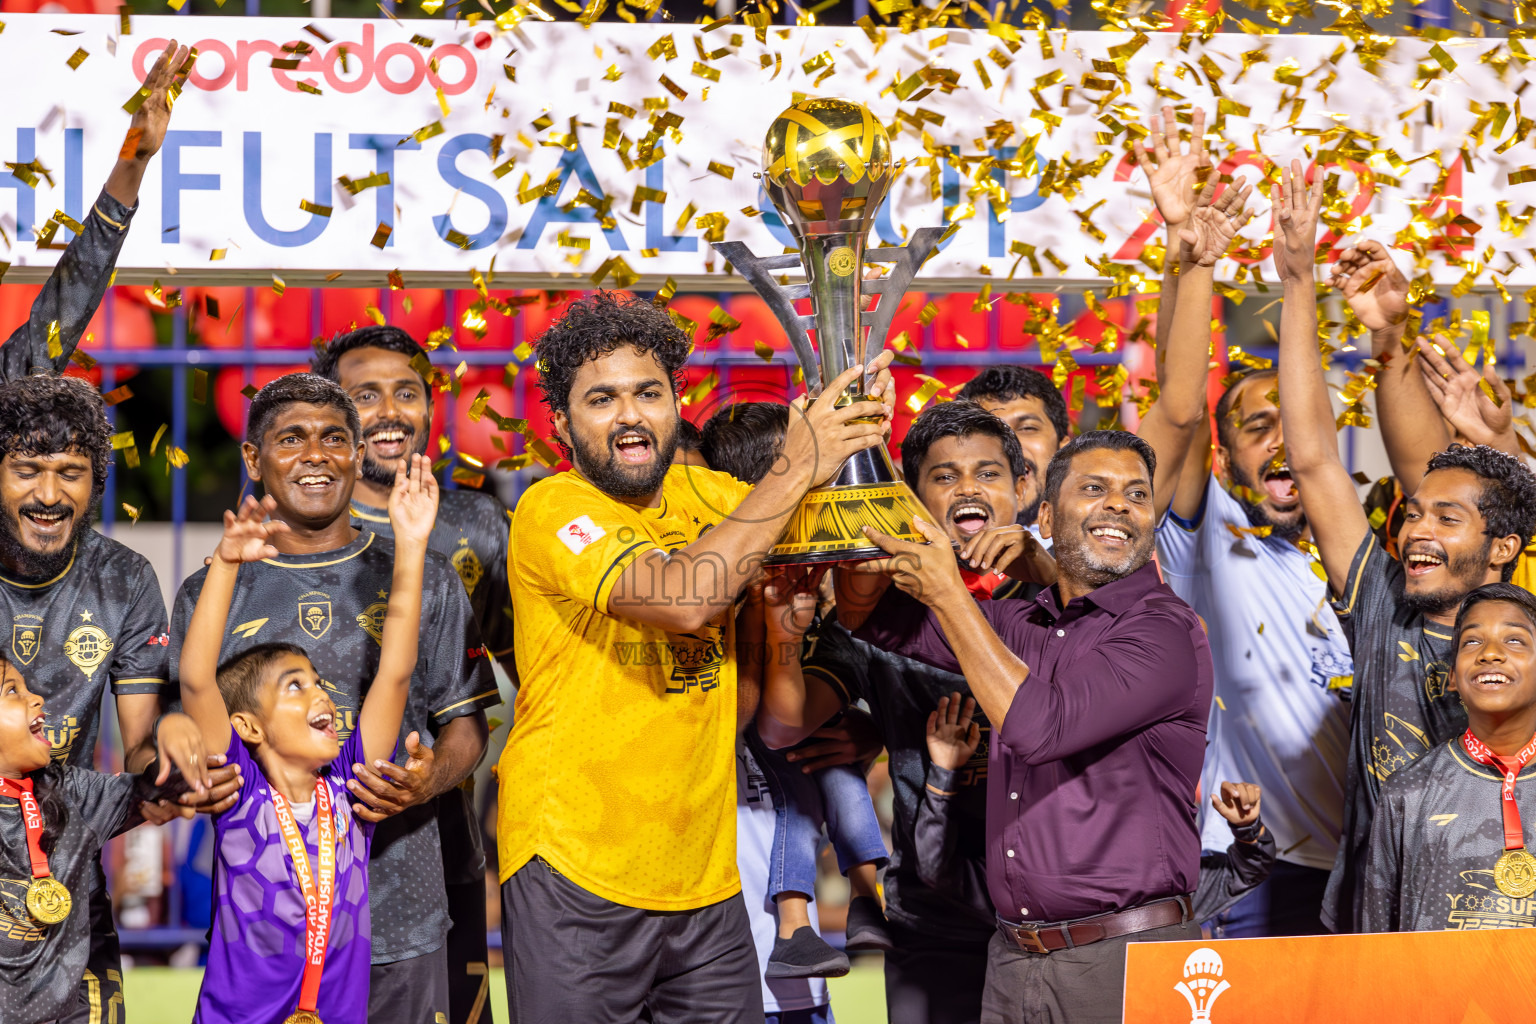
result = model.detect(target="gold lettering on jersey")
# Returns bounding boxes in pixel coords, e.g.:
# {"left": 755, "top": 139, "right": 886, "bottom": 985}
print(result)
{"left": 44, "top": 715, "right": 79, "bottom": 763}
{"left": 1368, "top": 713, "right": 1434, "bottom": 782}
{"left": 0, "top": 878, "right": 45, "bottom": 943}
{"left": 356, "top": 591, "right": 387, "bottom": 645}
{"left": 297, "top": 592, "right": 333, "bottom": 640}
{"left": 1445, "top": 884, "right": 1536, "bottom": 930}
{"left": 11, "top": 614, "right": 43, "bottom": 666}
{"left": 63, "top": 611, "right": 114, "bottom": 680}
{"left": 320, "top": 678, "right": 358, "bottom": 739}
{"left": 452, "top": 538, "right": 484, "bottom": 596}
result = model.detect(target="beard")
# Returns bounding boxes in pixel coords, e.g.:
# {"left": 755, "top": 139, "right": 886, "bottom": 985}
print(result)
{"left": 1053, "top": 515, "right": 1155, "bottom": 590}
{"left": 1014, "top": 457, "right": 1043, "bottom": 528}
{"left": 1403, "top": 538, "right": 1492, "bottom": 618}
{"left": 1229, "top": 460, "right": 1307, "bottom": 541}
{"left": 359, "top": 418, "right": 430, "bottom": 489}
{"left": 569, "top": 420, "right": 678, "bottom": 502}
{"left": 0, "top": 501, "right": 94, "bottom": 580}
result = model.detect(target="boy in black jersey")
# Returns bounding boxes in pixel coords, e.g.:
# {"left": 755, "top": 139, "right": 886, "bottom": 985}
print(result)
{"left": 313, "top": 325, "right": 509, "bottom": 1024}
{"left": 167, "top": 373, "right": 497, "bottom": 1024}
{"left": 1364, "top": 584, "right": 1536, "bottom": 932}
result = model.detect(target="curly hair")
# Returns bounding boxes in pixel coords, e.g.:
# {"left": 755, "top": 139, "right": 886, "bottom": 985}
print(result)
{"left": 311, "top": 325, "right": 433, "bottom": 407}
{"left": 956, "top": 365, "right": 1070, "bottom": 447}
{"left": 246, "top": 373, "right": 361, "bottom": 448}
{"left": 1423, "top": 444, "right": 1536, "bottom": 581}
{"left": 0, "top": 375, "right": 111, "bottom": 502}
{"left": 1042, "top": 429, "right": 1157, "bottom": 508}
{"left": 534, "top": 291, "right": 691, "bottom": 430}
{"left": 900, "top": 400, "right": 1028, "bottom": 491}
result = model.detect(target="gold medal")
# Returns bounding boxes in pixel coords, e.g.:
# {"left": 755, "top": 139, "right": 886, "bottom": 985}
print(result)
{"left": 283, "top": 1013, "right": 323, "bottom": 1024}
{"left": 1495, "top": 849, "right": 1536, "bottom": 898}
{"left": 25, "top": 876, "right": 71, "bottom": 925}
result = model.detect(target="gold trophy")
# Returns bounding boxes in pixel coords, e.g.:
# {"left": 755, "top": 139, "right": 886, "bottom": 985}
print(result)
{"left": 713, "top": 98, "right": 943, "bottom": 565}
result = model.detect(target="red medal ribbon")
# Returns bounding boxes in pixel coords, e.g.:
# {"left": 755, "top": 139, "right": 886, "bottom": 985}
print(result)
{"left": 272, "top": 777, "right": 337, "bottom": 1015}
{"left": 1461, "top": 729, "right": 1536, "bottom": 851}
{"left": 0, "top": 777, "right": 52, "bottom": 880}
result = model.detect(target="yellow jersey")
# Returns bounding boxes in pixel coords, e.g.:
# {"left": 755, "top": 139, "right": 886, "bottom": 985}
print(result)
{"left": 1515, "top": 541, "right": 1536, "bottom": 596}
{"left": 497, "top": 464, "right": 754, "bottom": 910}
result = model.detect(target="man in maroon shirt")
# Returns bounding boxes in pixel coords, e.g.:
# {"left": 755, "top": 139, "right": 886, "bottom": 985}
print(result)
{"left": 837, "top": 429, "right": 1213, "bottom": 1024}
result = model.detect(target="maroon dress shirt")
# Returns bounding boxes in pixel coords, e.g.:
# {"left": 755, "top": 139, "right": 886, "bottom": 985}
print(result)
{"left": 853, "top": 561, "right": 1212, "bottom": 924}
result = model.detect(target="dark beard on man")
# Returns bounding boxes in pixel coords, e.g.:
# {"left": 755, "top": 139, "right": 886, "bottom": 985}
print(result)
{"left": 0, "top": 501, "right": 94, "bottom": 580}
{"left": 570, "top": 421, "right": 678, "bottom": 501}
{"left": 1402, "top": 538, "right": 1492, "bottom": 618}
{"left": 359, "top": 418, "right": 430, "bottom": 489}
{"left": 1229, "top": 461, "right": 1307, "bottom": 541}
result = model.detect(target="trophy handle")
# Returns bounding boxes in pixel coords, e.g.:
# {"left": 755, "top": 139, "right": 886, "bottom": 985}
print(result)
{"left": 710, "top": 240, "right": 823, "bottom": 393}
{"left": 859, "top": 226, "right": 946, "bottom": 362}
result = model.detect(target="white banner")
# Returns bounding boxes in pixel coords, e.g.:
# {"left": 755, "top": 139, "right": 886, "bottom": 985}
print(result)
{"left": 0, "top": 13, "right": 1532, "bottom": 287}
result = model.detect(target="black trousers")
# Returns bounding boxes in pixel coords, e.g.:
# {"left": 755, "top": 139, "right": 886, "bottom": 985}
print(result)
{"left": 62, "top": 862, "right": 122, "bottom": 1024}
{"left": 444, "top": 879, "right": 491, "bottom": 1024}
{"left": 884, "top": 918, "right": 992, "bottom": 1024}
{"left": 500, "top": 857, "right": 763, "bottom": 1024}
{"left": 980, "top": 919, "right": 1202, "bottom": 1024}
{"left": 369, "top": 944, "right": 450, "bottom": 1024}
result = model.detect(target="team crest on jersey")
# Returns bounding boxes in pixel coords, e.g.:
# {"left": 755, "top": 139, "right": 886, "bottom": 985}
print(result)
{"left": 298, "top": 592, "right": 333, "bottom": 640}
{"left": 558, "top": 515, "right": 606, "bottom": 555}
{"left": 63, "top": 611, "right": 114, "bottom": 680}
{"left": 452, "top": 538, "right": 484, "bottom": 596}
{"left": 356, "top": 593, "right": 387, "bottom": 645}
{"left": 11, "top": 615, "right": 42, "bottom": 666}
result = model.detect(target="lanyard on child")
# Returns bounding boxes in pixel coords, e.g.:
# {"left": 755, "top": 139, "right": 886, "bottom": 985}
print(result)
{"left": 1460, "top": 729, "right": 1536, "bottom": 898}
{"left": 271, "top": 776, "right": 337, "bottom": 1024}
{"left": 0, "top": 776, "right": 72, "bottom": 925}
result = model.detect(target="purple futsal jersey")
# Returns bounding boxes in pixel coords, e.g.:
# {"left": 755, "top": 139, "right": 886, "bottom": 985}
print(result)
{"left": 194, "top": 728, "right": 376, "bottom": 1024}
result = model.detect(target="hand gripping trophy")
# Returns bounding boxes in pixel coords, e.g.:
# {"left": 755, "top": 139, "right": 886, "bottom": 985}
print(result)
{"left": 712, "top": 97, "right": 944, "bottom": 565}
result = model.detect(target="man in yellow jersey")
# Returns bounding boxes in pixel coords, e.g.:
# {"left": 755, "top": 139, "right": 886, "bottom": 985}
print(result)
{"left": 497, "top": 290, "right": 895, "bottom": 1022}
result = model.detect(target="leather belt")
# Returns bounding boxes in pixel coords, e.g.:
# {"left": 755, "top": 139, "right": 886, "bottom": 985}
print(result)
{"left": 997, "top": 895, "right": 1193, "bottom": 955}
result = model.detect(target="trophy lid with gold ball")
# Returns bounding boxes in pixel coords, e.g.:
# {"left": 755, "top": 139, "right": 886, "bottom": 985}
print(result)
{"left": 713, "top": 98, "right": 945, "bottom": 565}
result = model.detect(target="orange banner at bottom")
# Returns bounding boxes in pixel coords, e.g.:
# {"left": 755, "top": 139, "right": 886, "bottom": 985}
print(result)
{"left": 1123, "top": 928, "right": 1536, "bottom": 1023}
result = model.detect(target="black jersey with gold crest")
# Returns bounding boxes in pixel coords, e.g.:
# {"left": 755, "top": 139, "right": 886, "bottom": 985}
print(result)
{"left": 1362, "top": 739, "right": 1536, "bottom": 933}
{"left": 351, "top": 488, "right": 514, "bottom": 664}
{"left": 0, "top": 528, "right": 170, "bottom": 768}
{"left": 167, "top": 531, "right": 498, "bottom": 964}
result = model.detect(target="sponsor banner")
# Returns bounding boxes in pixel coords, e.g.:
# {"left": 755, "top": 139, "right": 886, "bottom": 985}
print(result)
{"left": 0, "top": 14, "right": 1531, "bottom": 286}
{"left": 1124, "top": 929, "right": 1536, "bottom": 1021}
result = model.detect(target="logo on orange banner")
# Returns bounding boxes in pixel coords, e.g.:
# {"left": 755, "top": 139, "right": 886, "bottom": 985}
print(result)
{"left": 1125, "top": 929, "right": 1536, "bottom": 1023}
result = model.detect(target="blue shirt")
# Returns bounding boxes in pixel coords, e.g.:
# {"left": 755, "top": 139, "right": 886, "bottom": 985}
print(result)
{"left": 1157, "top": 474, "right": 1352, "bottom": 870}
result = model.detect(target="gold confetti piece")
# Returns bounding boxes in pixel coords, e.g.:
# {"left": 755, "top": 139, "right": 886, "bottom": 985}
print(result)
{"left": 658, "top": 75, "right": 687, "bottom": 100}
{"left": 452, "top": 467, "right": 486, "bottom": 488}
{"left": 300, "top": 199, "right": 332, "bottom": 217}
{"left": 1510, "top": 168, "right": 1536, "bottom": 186}
{"left": 121, "top": 503, "right": 141, "bottom": 524}
{"left": 682, "top": 371, "right": 719, "bottom": 407}
{"left": 70, "top": 347, "right": 96, "bottom": 371}
{"left": 149, "top": 423, "right": 168, "bottom": 455}
{"left": 1368, "top": 506, "right": 1387, "bottom": 529}
{"left": 513, "top": 339, "right": 534, "bottom": 362}
{"left": 692, "top": 61, "right": 720, "bottom": 82}
{"left": 111, "top": 430, "right": 135, "bottom": 450}
{"left": 371, "top": 223, "right": 392, "bottom": 249}
{"left": 271, "top": 275, "right": 285, "bottom": 296}
{"left": 121, "top": 85, "right": 151, "bottom": 115}
{"left": 444, "top": 228, "right": 472, "bottom": 249}
{"left": 45, "top": 321, "right": 61, "bottom": 360}
{"left": 119, "top": 5, "right": 132, "bottom": 33}
{"left": 296, "top": 82, "right": 322, "bottom": 96}
{"left": 647, "top": 35, "right": 676, "bottom": 61}
{"left": 102, "top": 385, "right": 134, "bottom": 406}
{"left": 194, "top": 368, "right": 208, "bottom": 404}
{"left": 165, "top": 446, "right": 188, "bottom": 470}
{"left": 527, "top": 437, "right": 561, "bottom": 469}
{"left": 906, "top": 377, "right": 944, "bottom": 413}
{"left": 340, "top": 172, "right": 389, "bottom": 195}
{"left": 66, "top": 48, "right": 88, "bottom": 69}
{"left": 411, "top": 122, "right": 444, "bottom": 144}
{"left": 0, "top": 263, "right": 8, "bottom": 285}
{"left": 1214, "top": 695, "right": 1227, "bottom": 711}
{"left": 240, "top": 384, "right": 259, "bottom": 400}
{"left": 1428, "top": 43, "right": 1457, "bottom": 72}
{"left": 706, "top": 161, "right": 734, "bottom": 180}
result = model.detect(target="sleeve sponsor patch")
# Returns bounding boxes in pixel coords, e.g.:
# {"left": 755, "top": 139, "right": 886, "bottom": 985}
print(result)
{"left": 558, "top": 515, "right": 607, "bottom": 555}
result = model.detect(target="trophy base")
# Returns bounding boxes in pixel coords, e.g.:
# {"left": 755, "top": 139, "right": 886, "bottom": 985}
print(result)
{"left": 765, "top": 450, "right": 930, "bottom": 566}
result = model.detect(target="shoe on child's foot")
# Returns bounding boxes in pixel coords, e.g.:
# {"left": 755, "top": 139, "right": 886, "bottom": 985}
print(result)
{"left": 765, "top": 926, "right": 852, "bottom": 979}
{"left": 844, "top": 895, "right": 895, "bottom": 952}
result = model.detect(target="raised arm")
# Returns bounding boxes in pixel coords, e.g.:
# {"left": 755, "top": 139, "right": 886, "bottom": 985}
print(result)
{"left": 1330, "top": 240, "right": 1441, "bottom": 493}
{"left": 610, "top": 357, "right": 893, "bottom": 633}
{"left": 180, "top": 495, "right": 292, "bottom": 752}
{"left": 1415, "top": 334, "right": 1522, "bottom": 459}
{"left": 358, "top": 455, "right": 436, "bottom": 765}
{"left": 754, "top": 567, "right": 845, "bottom": 748}
{"left": 0, "top": 41, "right": 190, "bottom": 381}
{"left": 1274, "top": 160, "right": 1369, "bottom": 594}
{"left": 1140, "top": 173, "right": 1254, "bottom": 520}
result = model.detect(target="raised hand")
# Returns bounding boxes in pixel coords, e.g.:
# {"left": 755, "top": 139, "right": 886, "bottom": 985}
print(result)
{"left": 1132, "top": 105, "right": 1211, "bottom": 228}
{"left": 215, "top": 495, "right": 289, "bottom": 565}
{"left": 925, "top": 691, "right": 980, "bottom": 772}
{"left": 1179, "top": 178, "right": 1255, "bottom": 269}
{"left": 126, "top": 40, "right": 193, "bottom": 163}
{"left": 856, "top": 516, "right": 966, "bottom": 608}
{"left": 1416, "top": 336, "right": 1518, "bottom": 451}
{"left": 1212, "top": 780, "right": 1262, "bottom": 830}
{"left": 781, "top": 362, "right": 889, "bottom": 490}
{"left": 1272, "top": 159, "right": 1325, "bottom": 284}
{"left": 1329, "top": 239, "right": 1410, "bottom": 335}
{"left": 388, "top": 453, "right": 440, "bottom": 548}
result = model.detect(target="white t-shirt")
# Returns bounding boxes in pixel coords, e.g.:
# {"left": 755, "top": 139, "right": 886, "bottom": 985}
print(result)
{"left": 737, "top": 746, "right": 831, "bottom": 1015}
{"left": 1157, "top": 474, "right": 1353, "bottom": 870}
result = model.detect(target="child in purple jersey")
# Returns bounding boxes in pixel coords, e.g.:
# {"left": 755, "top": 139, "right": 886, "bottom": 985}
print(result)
{"left": 179, "top": 455, "right": 438, "bottom": 1024}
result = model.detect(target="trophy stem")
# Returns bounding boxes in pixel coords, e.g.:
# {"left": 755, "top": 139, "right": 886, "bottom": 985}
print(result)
{"left": 801, "top": 234, "right": 868, "bottom": 397}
